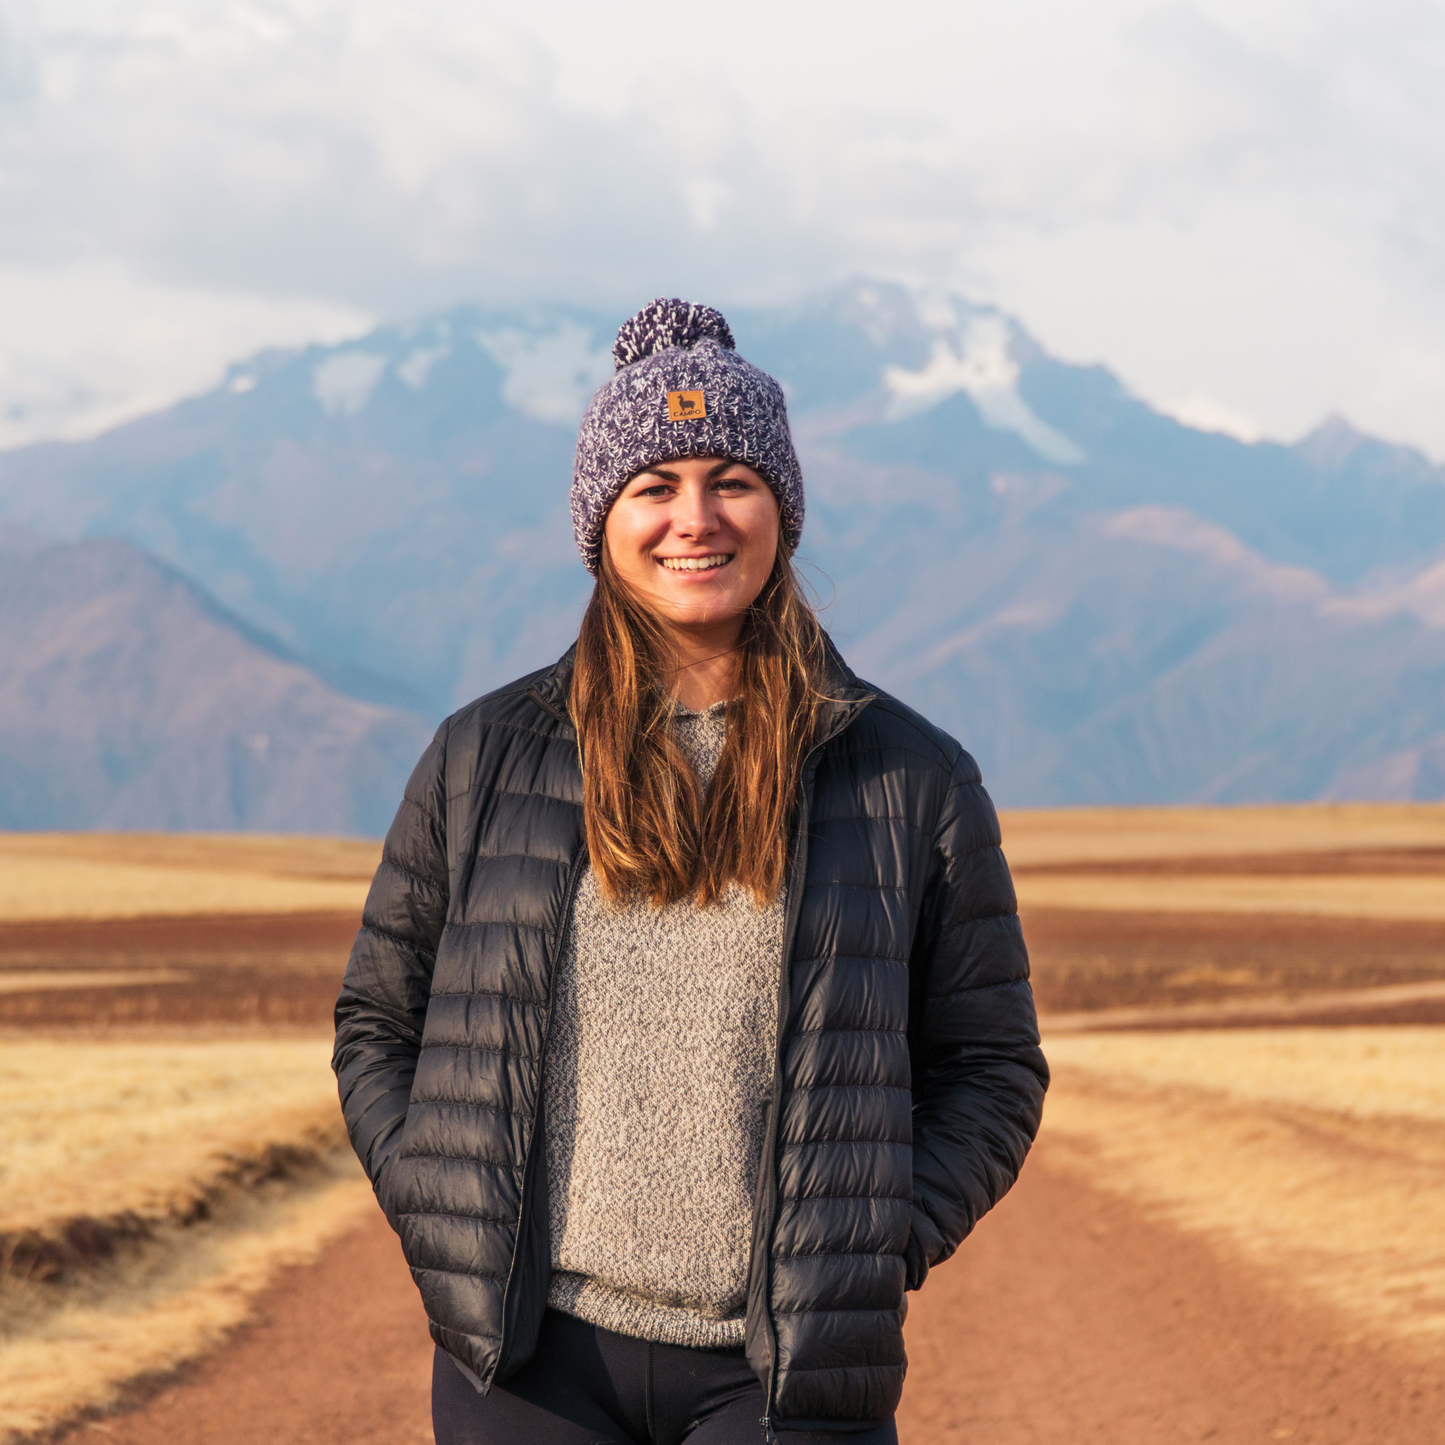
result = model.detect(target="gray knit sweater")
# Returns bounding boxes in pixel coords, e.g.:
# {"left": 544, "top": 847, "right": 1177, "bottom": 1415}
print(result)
{"left": 543, "top": 703, "right": 785, "bottom": 1348}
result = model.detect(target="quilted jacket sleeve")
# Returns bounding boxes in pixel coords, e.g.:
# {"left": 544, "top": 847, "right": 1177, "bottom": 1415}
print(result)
{"left": 332, "top": 722, "right": 451, "bottom": 1230}
{"left": 903, "top": 749, "right": 1049, "bottom": 1289}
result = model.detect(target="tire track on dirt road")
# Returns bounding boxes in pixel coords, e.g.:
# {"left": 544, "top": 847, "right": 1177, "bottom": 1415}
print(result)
{"left": 49, "top": 1208, "right": 432, "bottom": 1445}
{"left": 50, "top": 1134, "right": 1442, "bottom": 1445}
{"left": 903, "top": 1147, "right": 1441, "bottom": 1444}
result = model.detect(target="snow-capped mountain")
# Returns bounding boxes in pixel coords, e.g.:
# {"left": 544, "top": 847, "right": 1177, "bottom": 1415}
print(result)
{"left": 2, "top": 280, "right": 1444, "bottom": 824}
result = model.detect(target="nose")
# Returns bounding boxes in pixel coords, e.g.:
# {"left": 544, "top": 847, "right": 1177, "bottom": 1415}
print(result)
{"left": 671, "top": 479, "right": 720, "bottom": 540}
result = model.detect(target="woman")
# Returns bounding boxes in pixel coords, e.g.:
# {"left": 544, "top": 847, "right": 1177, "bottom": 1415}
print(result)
{"left": 334, "top": 299, "right": 1048, "bottom": 1444}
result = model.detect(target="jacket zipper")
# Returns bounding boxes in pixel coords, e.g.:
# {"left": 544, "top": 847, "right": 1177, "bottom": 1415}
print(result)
{"left": 757, "top": 777, "right": 811, "bottom": 1442}
{"left": 751, "top": 693, "right": 872, "bottom": 1439}
{"left": 492, "top": 711, "right": 589, "bottom": 1386}
{"left": 756, "top": 699, "right": 868, "bottom": 1439}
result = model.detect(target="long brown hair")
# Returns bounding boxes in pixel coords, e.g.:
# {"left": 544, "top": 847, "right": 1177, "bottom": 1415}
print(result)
{"left": 571, "top": 546, "right": 831, "bottom": 908}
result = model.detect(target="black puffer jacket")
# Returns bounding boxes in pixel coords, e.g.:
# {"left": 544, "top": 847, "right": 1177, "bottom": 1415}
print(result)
{"left": 333, "top": 645, "right": 1047, "bottom": 1431}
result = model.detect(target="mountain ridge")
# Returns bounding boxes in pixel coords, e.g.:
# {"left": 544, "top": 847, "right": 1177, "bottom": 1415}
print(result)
{"left": 0, "top": 526, "right": 429, "bottom": 832}
{"left": 1, "top": 279, "right": 1443, "bottom": 820}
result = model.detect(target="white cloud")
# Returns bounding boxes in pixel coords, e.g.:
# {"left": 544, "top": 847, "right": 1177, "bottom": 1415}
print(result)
{"left": 0, "top": 259, "right": 369, "bottom": 447}
{"left": 0, "top": 0, "right": 1442, "bottom": 455}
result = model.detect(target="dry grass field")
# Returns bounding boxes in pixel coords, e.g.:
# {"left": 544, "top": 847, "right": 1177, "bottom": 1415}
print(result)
{"left": 1008, "top": 804, "right": 1445, "bottom": 1374}
{"left": 0, "top": 914, "right": 359, "bottom": 1029}
{"left": 2, "top": 1039, "right": 345, "bottom": 1233}
{"left": 1008, "top": 803, "right": 1445, "bottom": 919}
{"left": 1001, "top": 800, "right": 1445, "bottom": 867}
{"left": 1002, "top": 802, "right": 1445, "bottom": 1015}
{"left": 0, "top": 1037, "right": 370, "bottom": 1442}
{"left": 0, "top": 833, "right": 378, "bottom": 922}
{"left": 1, "top": 810, "right": 1443, "bottom": 1443}
{"left": 1020, "top": 870, "right": 1445, "bottom": 919}
{"left": 0, "top": 835, "right": 378, "bottom": 1442}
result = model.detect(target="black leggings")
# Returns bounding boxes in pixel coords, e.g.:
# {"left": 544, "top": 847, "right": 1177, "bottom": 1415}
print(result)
{"left": 432, "top": 1309, "right": 899, "bottom": 1445}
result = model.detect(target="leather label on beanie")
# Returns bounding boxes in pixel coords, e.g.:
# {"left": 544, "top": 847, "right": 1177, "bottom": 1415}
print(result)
{"left": 667, "top": 390, "right": 706, "bottom": 421}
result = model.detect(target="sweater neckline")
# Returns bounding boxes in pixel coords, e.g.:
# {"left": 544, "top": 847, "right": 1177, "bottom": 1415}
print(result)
{"left": 673, "top": 699, "right": 729, "bottom": 719}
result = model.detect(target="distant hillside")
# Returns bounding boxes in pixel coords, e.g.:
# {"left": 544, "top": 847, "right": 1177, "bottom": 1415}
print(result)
{"left": 1, "top": 280, "right": 1444, "bottom": 816}
{"left": 841, "top": 505, "right": 1445, "bottom": 803}
{"left": 0, "top": 527, "right": 429, "bottom": 831}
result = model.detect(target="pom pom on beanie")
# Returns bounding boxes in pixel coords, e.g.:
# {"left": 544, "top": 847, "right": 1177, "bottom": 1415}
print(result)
{"left": 571, "top": 298, "right": 803, "bottom": 575}
{"left": 611, "top": 299, "right": 736, "bottom": 369}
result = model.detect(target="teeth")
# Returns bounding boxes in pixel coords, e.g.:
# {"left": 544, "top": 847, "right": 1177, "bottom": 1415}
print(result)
{"left": 659, "top": 555, "right": 730, "bottom": 571}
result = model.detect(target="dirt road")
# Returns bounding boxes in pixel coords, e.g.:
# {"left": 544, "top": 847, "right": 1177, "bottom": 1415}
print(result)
{"left": 14, "top": 893, "right": 1443, "bottom": 1444}
{"left": 51, "top": 1137, "right": 1441, "bottom": 1445}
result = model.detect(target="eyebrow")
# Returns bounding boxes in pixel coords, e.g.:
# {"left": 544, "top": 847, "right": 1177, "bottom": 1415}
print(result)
{"left": 634, "top": 460, "right": 744, "bottom": 483}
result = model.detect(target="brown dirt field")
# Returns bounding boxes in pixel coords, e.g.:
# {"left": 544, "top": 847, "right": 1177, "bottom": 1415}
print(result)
{"left": 1015, "top": 846, "right": 1445, "bottom": 876}
{"left": 0, "top": 914, "right": 357, "bottom": 1028}
{"left": 45, "top": 1140, "right": 1442, "bottom": 1445}
{"left": 6, "top": 905, "right": 1445, "bottom": 1031}
{"left": 1041, "top": 980, "right": 1445, "bottom": 1031}
{"left": 1021, "top": 907, "right": 1445, "bottom": 1013}
{"left": 0, "top": 915, "right": 360, "bottom": 953}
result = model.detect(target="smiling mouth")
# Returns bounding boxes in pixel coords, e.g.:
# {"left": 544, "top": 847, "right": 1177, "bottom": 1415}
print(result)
{"left": 657, "top": 554, "right": 733, "bottom": 572}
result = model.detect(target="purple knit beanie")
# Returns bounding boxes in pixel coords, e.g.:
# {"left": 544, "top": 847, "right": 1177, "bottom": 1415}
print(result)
{"left": 570, "top": 298, "right": 804, "bottom": 574}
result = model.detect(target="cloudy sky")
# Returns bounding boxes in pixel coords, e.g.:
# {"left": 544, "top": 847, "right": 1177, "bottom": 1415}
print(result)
{"left": 2, "top": 0, "right": 1443, "bottom": 455}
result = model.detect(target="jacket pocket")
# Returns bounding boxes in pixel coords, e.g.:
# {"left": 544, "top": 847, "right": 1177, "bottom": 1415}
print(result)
{"left": 374, "top": 1106, "right": 422, "bottom": 1232}
{"left": 904, "top": 1200, "right": 942, "bottom": 1290}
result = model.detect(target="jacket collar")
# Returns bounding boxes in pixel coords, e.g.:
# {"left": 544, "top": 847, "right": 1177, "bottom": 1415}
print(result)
{"left": 527, "top": 634, "right": 873, "bottom": 745}
{"left": 527, "top": 643, "right": 578, "bottom": 724}
{"left": 813, "top": 635, "right": 875, "bottom": 748}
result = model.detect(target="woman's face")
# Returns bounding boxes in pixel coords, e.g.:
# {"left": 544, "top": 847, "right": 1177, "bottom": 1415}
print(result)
{"left": 603, "top": 456, "right": 781, "bottom": 633}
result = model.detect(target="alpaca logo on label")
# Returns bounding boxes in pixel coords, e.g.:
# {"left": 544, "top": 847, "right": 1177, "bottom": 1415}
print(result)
{"left": 667, "top": 390, "right": 706, "bottom": 421}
